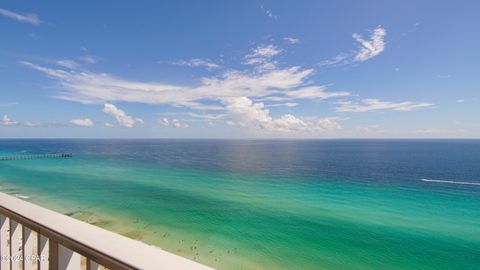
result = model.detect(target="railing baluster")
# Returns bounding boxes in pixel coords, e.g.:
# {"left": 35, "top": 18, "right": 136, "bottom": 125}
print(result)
{"left": 22, "top": 227, "right": 36, "bottom": 270}
{"left": 9, "top": 221, "right": 21, "bottom": 270}
{"left": 0, "top": 215, "right": 11, "bottom": 270}
{"left": 48, "top": 240, "right": 57, "bottom": 270}
{"left": 38, "top": 235, "right": 49, "bottom": 270}
{"left": 57, "top": 245, "right": 80, "bottom": 270}
{"left": 86, "top": 259, "right": 100, "bottom": 270}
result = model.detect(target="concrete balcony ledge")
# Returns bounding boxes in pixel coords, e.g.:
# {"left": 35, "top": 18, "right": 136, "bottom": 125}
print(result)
{"left": 0, "top": 192, "right": 214, "bottom": 270}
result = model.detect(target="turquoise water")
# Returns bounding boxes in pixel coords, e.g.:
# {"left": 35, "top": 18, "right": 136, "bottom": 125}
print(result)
{"left": 0, "top": 139, "right": 479, "bottom": 269}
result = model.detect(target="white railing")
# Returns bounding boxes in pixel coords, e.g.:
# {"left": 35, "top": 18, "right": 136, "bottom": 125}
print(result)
{"left": 0, "top": 192, "right": 214, "bottom": 270}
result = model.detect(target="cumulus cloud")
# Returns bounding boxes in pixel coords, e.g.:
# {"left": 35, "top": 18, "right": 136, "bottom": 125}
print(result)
{"left": 222, "top": 97, "right": 341, "bottom": 133}
{"left": 159, "top": 117, "right": 188, "bottom": 128}
{"left": 317, "top": 118, "right": 343, "bottom": 130}
{"left": 336, "top": 99, "right": 433, "bottom": 112}
{"left": 159, "top": 117, "right": 169, "bottom": 126}
{"left": 0, "top": 8, "right": 42, "bottom": 25}
{"left": 1, "top": 115, "right": 17, "bottom": 126}
{"left": 70, "top": 118, "right": 94, "bottom": 127}
{"left": 246, "top": 44, "right": 281, "bottom": 59}
{"left": 353, "top": 27, "right": 386, "bottom": 62}
{"left": 171, "top": 119, "right": 189, "bottom": 128}
{"left": 102, "top": 103, "right": 143, "bottom": 128}
{"left": 170, "top": 58, "right": 220, "bottom": 69}
{"left": 244, "top": 45, "right": 282, "bottom": 70}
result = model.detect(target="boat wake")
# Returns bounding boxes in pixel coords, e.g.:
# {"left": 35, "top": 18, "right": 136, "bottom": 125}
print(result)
{"left": 420, "top": 179, "right": 480, "bottom": 186}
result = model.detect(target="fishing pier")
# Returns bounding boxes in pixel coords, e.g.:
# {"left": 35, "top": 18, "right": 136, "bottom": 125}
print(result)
{"left": 0, "top": 153, "right": 73, "bottom": 161}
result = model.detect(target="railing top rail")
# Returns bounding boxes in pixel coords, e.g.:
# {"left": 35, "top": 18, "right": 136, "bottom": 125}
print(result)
{"left": 0, "top": 192, "right": 213, "bottom": 270}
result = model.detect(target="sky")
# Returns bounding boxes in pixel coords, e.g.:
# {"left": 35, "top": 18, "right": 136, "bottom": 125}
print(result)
{"left": 1, "top": 0, "right": 479, "bottom": 138}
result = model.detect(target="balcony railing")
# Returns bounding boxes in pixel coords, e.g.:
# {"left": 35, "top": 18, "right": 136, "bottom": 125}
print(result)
{"left": 0, "top": 192, "right": 214, "bottom": 270}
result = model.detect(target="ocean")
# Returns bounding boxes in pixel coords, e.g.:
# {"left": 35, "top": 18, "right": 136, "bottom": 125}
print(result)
{"left": 0, "top": 139, "right": 479, "bottom": 269}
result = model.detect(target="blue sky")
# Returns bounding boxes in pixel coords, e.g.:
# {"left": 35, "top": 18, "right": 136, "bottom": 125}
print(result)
{"left": 1, "top": 1, "right": 479, "bottom": 138}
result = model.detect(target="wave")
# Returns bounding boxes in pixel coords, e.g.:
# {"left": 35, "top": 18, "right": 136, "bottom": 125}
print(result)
{"left": 14, "top": 194, "right": 30, "bottom": 199}
{"left": 420, "top": 178, "right": 480, "bottom": 186}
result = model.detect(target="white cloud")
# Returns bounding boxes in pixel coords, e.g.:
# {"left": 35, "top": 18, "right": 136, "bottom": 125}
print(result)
{"left": 336, "top": 99, "right": 433, "bottom": 112}
{"left": 456, "top": 99, "right": 465, "bottom": 103}
{"left": 186, "top": 112, "right": 226, "bottom": 120}
{"left": 264, "top": 9, "right": 277, "bottom": 20}
{"left": 255, "top": 96, "right": 291, "bottom": 102}
{"left": 24, "top": 121, "right": 41, "bottom": 127}
{"left": 265, "top": 102, "right": 298, "bottom": 108}
{"left": 244, "top": 45, "right": 281, "bottom": 70}
{"left": 56, "top": 59, "right": 78, "bottom": 69}
{"left": 0, "top": 8, "right": 42, "bottom": 25}
{"left": 171, "top": 119, "right": 189, "bottom": 128}
{"left": 353, "top": 27, "right": 386, "bottom": 62}
{"left": 319, "top": 27, "right": 387, "bottom": 66}
{"left": 286, "top": 86, "right": 349, "bottom": 100}
{"left": 171, "top": 58, "right": 220, "bottom": 69}
{"left": 222, "top": 97, "right": 272, "bottom": 130}
{"left": 102, "top": 103, "right": 143, "bottom": 128}
{"left": 1, "top": 115, "right": 17, "bottom": 126}
{"left": 104, "top": 122, "right": 114, "bottom": 128}
{"left": 21, "top": 58, "right": 345, "bottom": 106}
{"left": 22, "top": 44, "right": 354, "bottom": 135}
{"left": 70, "top": 118, "right": 94, "bottom": 127}
{"left": 318, "top": 53, "right": 349, "bottom": 67}
{"left": 20, "top": 61, "right": 70, "bottom": 78}
{"left": 317, "top": 118, "right": 343, "bottom": 131}
{"left": 246, "top": 44, "right": 281, "bottom": 59}
{"left": 159, "top": 117, "right": 188, "bottom": 128}
{"left": 283, "top": 37, "right": 300, "bottom": 44}
{"left": 159, "top": 117, "right": 169, "bottom": 126}
{"left": 222, "top": 97, "right": 341, "bottom": 133}
{"left": 79, "top": 55, "right": 100, "bottom": 64}
{"left": 265, "top": 10, "right": 274, "bottom": 18}
{"left": 260, "top": 4, "right": 277, "bottom": 19}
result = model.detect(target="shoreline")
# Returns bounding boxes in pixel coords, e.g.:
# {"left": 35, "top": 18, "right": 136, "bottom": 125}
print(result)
{"left": 0, "top": 183, "right": 257, "bottom": 270}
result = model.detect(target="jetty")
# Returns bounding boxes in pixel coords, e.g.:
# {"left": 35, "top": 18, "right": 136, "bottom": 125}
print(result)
{"left": 0, "top": 152, "right": 73, "bottom": 161}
